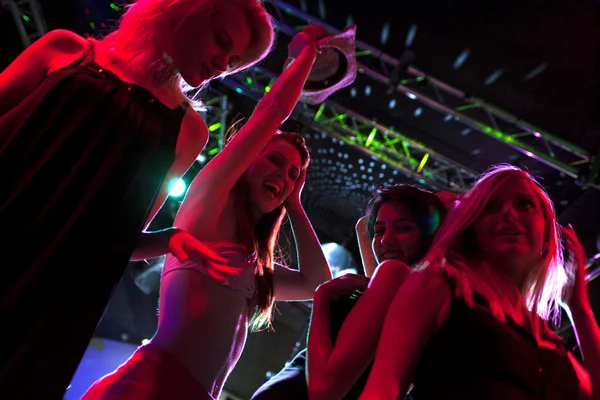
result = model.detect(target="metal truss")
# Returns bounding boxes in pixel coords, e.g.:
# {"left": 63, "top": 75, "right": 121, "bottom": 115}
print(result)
{"left": 3, "top": 0, "right": 47, "bottom": 48}
{"left": 208, "top": 66, "right": 478, "bottom": 192}
{"left": 199, "top": 93, "right": 230, "bottom": 160}
{"left": 269, "top": 0, "right": 596, "bottom": 185}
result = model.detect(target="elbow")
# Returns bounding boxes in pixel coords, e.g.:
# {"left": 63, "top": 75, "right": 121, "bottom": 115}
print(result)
{"left": 305, "top": 270, "right": 332, "bottom": 294}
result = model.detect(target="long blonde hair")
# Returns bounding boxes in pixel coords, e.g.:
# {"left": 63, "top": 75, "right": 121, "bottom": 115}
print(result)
{"left": 419, "top": 165, "right": 572, "bottom": 324}
{"left": 103, "top": 0, "right": 275, "bottom": 106}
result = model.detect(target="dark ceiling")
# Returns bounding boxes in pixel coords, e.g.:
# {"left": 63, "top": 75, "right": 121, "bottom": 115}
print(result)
{"left": 2, "top": 0, "right": 600, "bottom": 398}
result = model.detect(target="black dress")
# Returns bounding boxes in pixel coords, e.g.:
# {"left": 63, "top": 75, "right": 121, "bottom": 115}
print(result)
{"left": 250, "top": 292, "right": 377, "bottom": 400}
{"left": 411, "top": 298, "right": 580, "bottom": 399}
{"left": 0, "top": 41, "right": 186, "bottom": 399}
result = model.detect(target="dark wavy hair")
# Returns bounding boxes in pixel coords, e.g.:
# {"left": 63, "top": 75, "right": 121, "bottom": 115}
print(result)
{"left": 365, "top": 184, "right": 447, "bottom": 265}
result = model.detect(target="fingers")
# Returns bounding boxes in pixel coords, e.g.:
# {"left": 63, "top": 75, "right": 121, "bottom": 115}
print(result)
{"left": 202, "top": 251, "right": 229, "bottom": 265}
{"left": 181, "top": 236, "right": 229, "bottom": 265}
{"left": 299, "top": 167, "right": 308, "bottom": 182}
{"left": 327, "top": 274, "right": 369, "bottom": 291}
{"left": 339, "top": 273, "right": 370, "bottom": 283}
{"left": 561, "top": 225, "right": 587, "bottom": 270}
{"left": 209, "top": 263, "right": 242, "bottom": 276}
{"left": 205, "top": 269, "right": 229, "bottom": 285}
{"left": 561, "top": 224, "right": 577, "bottom": 237}
{"left": 169, "top": 239, "right": 189, "bottom": 262}
{"left": 561, "top": 224, "right": 583, "bottom": 250}
{"left": 561, "top": 225, "right": 575, "bottom": 247}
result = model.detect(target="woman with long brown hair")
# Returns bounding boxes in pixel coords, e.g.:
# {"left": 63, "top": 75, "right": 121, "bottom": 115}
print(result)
{"left": 82, "top": 29, "right": 333, "bottom": 400}
{"left": 250, "top": 185, "right": 448, "bottom": 400}
{"left": 307, "top": 185, "right": 448, "bottom": 400}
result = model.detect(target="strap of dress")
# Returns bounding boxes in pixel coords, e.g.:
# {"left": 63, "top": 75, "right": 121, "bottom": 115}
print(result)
{"left": 46, "top": 37, "right": 95, "bottom": 75}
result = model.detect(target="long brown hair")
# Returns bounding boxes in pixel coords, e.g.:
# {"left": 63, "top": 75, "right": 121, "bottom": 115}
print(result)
{"left": 365, "top": 184, "right": 447, "bottom": 266}
{"left": 225, "top": 127, "right": 310, "bottom": 330}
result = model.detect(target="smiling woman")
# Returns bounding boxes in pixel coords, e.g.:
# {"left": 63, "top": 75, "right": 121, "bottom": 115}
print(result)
{"left": 81, "top": 27, "right": 334, "bottom": 400}
{"left": 360, "top": 165, "right": 599, "bottom": 400}
{"left": 244, "top": 133, "right": 304, "bottom": 216}
{"left": 250, "top": 184, "right": 448, "bottom": 400}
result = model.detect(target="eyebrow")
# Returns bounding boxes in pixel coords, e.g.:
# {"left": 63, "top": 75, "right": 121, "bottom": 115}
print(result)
{"left": 374, "top": 218, "right": 414, "bottom": 225}
{"left": 490, "top": 192, "right": 536, "bottom": 201}
{"left": 516, "top": 192, "right": 536, "bottom": 198}
{"left": 271, "top": 151, "right": 300, "bottom": 171}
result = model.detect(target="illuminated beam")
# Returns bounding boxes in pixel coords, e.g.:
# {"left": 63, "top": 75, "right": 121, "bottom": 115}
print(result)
{"left": 271, "top": 0, "right": 595, "bottom": 186}
{"left": 207, "top": 65, "right": 478, "bottom": 192}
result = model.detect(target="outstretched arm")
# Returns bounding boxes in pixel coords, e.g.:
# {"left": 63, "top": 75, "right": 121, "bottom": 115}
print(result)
{"left": 307, "top": 261, "right": 410, "bottom": 400}
{"left": 359, "top": 267, "right": 451, "bottom": 400}
{"left": 178, "top": 33, "right": 318, "bottom": 224}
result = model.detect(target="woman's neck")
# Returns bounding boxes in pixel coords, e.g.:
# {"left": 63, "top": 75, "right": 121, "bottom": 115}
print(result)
{"left": 98, "top": 39, "right": 178, "bottom": 90}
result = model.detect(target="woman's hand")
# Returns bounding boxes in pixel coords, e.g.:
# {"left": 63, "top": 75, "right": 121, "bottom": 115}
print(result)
{"left": 288, "top": 30, "right": 320, "bottom": 60}
{"left": 314, "top": 274, "right": 370, "bottom": 304}
{"left": 284, "top": 167, "right": 307, "bottom": 210}
{"left": 561, "top": 224, "right": 590, "bottom": 312}
{"left": 168, "top": 230, "right": 242, "bottom": 284}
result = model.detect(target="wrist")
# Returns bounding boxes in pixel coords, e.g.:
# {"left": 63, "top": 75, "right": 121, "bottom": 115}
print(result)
{"left": 568, "top": 301, "right": 593, "bottom": 319}
{"left": 166, "top": 226, "right": 183, "bottom": 242}
{"left": 298, "top": 41, "right": 318, "bottom": 60}
{"left": 285, "top": 200, "right": 303, "bottom": 212}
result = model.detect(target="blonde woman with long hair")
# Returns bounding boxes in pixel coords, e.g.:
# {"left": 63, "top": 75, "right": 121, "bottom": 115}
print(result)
{"left": 0, "top": 0, "right": 274, "bottom": 397}
{"left": 361, "top": 165, "right": 599, "bottom": 399}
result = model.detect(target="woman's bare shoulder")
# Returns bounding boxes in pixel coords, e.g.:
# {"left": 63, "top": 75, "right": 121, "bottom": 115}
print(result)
{"left": 41, "top": 30, "right": 88, "bottom": 53}
{"left": 41, "top": 30, "right": 89, "bottom": 72}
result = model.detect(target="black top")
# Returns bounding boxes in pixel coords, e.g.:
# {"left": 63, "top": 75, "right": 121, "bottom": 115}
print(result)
{"left": 0, "top": 41, "right": 186, "bottom": 399}
{"left": 329, "top": 291, "right": 372, "bottom": 399}
{"left": 411, "top": 297, "right": 580, "bottom": 399}
{"left": 251, "top": 292, "right": 377, "bottom": 400}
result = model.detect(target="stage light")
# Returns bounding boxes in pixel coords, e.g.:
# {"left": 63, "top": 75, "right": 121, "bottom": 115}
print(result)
{"left": 381, "top": 23, "right": 390, "bottom": 45}
{"left": 484, "top": 68, "right": 504, "bottom": 86}
{"left": 405, "top": 24, "right": 418, "bottom": 47}
{"left": 322, "top": 243, "right": 357, "bottom": 278}
{"left": 453, "top": 49, "right": 470, "bottom": 69}
{"left": 168, "top": 178, "right": 186, "bottom": 197}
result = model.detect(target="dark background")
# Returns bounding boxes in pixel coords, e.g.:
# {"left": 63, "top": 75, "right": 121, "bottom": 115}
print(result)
{"left": 2, "top": 0, "right": 600, "bottom": 397}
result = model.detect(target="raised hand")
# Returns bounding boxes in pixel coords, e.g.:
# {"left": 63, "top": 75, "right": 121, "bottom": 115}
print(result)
{"left": 314, "top": 274, "right": 370, "bottom": 304}
{"left": 284, "top": 166, "right": 307, "bottom": 209}
{"left": 288, "top": 30, "right": 319, "bottom": 60}
{"left": 561, "top": 224, "right": 590, "bottom": 310}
